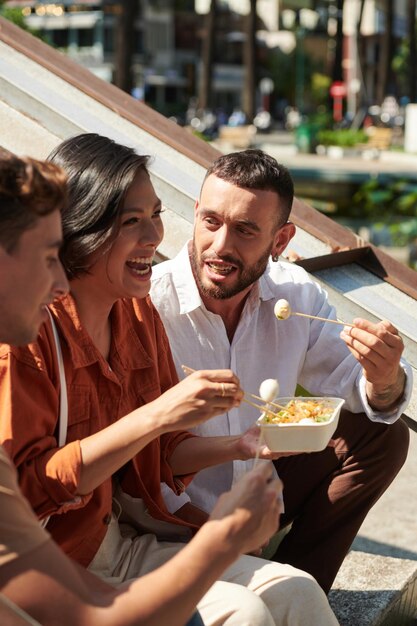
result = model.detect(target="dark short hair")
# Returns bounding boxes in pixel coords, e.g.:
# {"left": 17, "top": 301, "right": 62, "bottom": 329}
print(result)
{"left": 0, "top": 149, "right": 67, "bottom": 253}
{"left": 204, "top": 149, "right": 294, "bottom": 224}
{"left": 48, "top": 133, "right": 150, "bottom": 280}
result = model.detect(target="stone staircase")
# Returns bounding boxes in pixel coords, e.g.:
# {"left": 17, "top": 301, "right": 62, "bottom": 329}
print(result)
{"left": 329, "top": 551, "right": 417, "bottom": 625}
{"left": 325, "top": 420, "right": 417, "bottom": 625}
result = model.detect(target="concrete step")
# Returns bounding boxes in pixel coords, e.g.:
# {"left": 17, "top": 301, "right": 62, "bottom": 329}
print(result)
{"left": 328, "top": 551, "right": 417, "bottom": 625}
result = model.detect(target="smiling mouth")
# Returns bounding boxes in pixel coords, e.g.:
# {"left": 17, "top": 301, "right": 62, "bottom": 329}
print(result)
{"left": 206, "top": 261, "right": 236, "bottom": 276}
{"left": 126, "top": 256, "right": 153, "bottom": 275}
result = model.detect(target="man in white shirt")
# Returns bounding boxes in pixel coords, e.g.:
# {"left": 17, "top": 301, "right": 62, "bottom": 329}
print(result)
{"left": 151, "top": 148, "right": 411, "bottom": 593}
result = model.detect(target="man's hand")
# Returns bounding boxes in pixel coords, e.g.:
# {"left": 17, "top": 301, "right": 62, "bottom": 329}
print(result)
{"left": 340, "top": 318, "right": 406, "bottom": 411}
{"left": 234, "top": 424, "right": 301, "bottom": 460}
{"left": 209, "top": 463, "right": 283, "bottom": 555}
{"left": 235, "top": 424, "right": 280, "bottom": 460}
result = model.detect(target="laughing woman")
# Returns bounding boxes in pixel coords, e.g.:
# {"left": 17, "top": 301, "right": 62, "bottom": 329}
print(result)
{"left": 0, "top": 134, "right": 339, "bottom": 626}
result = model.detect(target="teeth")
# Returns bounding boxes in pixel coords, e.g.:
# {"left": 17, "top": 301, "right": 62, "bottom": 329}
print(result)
{"left": 208, "top": 262, "right": 233, "bottom": 274}
{"left": 128, "top": 256, "right": 153, "bottom": 264}
{"left": 130, "top": 267, "right": 150, "bottom": 275}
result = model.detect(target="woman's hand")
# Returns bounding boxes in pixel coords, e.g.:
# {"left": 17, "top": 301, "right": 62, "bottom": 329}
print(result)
{"left": 149, "top": 369, "right": 243, "bottom": 432}
{"left": 79, "top": 370, "right": 241, "bottom": 494}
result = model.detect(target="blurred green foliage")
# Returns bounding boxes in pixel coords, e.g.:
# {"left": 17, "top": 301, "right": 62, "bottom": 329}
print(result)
{"left": 0, "top": 6, "right": 27, "bottom": 28}
{"left": 317, "top": 128, "right": 368, "bottom": 147}
{"left": 310, "top": 73, "right": 331, "bottom": 108}
{"left": 347, "top": 178, "right": 417, "bottom": 249}
{"left": 0, "top": 3, "right": 44, "bottom": 39}
{"left": 351, "top": 178, "right": 417, "bottom": 220}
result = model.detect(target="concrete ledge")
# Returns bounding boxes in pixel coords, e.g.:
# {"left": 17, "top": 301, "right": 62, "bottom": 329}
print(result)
{"left": 329, "top": 551, "right": 417, "bottom": 625}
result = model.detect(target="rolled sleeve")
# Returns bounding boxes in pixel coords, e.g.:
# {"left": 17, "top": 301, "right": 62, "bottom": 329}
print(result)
{"left": 160, "top": 430, "right": 198, "bottom": 491}
{"left": 358, "top": 359, "right": 413, "bottom": 424}
{"left": 35, "top": 440, "right": 92, "bottom": 517}
{"left": 0, "top": 345, "right": 91, "bottom": 520}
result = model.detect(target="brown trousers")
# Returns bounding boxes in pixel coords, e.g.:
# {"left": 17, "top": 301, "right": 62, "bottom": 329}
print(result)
{"left": 272, "top": 410, "right": 410, "bottom": 593}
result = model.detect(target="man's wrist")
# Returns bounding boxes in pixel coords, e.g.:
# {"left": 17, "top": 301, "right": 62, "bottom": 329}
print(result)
{"left": 366, "top": 367, "right": 406, "bottom": 411}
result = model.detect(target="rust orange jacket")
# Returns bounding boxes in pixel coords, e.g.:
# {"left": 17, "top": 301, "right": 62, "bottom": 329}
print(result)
{"left": 0, "top": 293, "right": 196, "bottom": 566}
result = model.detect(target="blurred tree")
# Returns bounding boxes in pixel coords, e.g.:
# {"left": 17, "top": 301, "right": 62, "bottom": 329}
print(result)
{"left": 408, "top": 0, "right": 416, "bottom": 102}
{"left": 393, "top": 9, "right": 417, "bottom": 103}
{"left": 242, "top": 0, "right": 256, "bottom": 121}
{"left": 0, "top": 1, "right": 44, "bottom": 39}
{"left": 199, "top": 0, "right": 216, "bottom": 110}
{"left": 332, "top": 0, "right": 344, "bottom": 82}
{"left": 113, "top": 0, "right": 140, "bottom": 94}
{"left": 377, "top": 0, "right": 395, "bottom": 103}
{"left": 355, "top": 0, "right": 366, "bottom": 111}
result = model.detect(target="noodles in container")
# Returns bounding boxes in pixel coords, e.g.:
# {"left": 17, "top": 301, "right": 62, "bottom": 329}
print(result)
{"left": 256, "top": 397, "right": 345, "bottom": 452}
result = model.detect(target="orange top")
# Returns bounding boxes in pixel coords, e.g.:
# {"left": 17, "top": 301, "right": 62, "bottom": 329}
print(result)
{"left": 0, "top": 293, "right": 196, "bottom": 567}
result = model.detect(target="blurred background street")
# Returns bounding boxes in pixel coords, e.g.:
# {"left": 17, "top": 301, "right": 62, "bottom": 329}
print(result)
{"left": 3, "top": 0, "right": 417, "bottom": 271}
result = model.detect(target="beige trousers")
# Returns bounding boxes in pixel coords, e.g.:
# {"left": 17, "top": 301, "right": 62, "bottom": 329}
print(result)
{"left": 88, "top": 515, "right": 339, "bottom": 626}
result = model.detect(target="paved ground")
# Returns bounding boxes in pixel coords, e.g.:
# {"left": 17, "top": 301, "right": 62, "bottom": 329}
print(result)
{"left": 352, "top": 424, "right": 417, "bottom": 562}
{"left": 331, "top": 424, "right": 417, "bottom": 625}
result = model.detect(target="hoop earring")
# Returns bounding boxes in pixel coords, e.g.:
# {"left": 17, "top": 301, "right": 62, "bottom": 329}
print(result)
{"left": 272, "top": 254, "right": 279, "bottom": 262}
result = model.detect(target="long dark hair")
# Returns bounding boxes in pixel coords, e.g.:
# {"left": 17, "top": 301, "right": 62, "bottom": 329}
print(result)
{"left": 48, "top": 133, "right": 150, "bottom": 279}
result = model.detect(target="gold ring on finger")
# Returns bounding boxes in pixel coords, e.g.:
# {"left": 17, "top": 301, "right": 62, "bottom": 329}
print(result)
{"left": 221, "top": 383, "right": 226, "bottom": 397}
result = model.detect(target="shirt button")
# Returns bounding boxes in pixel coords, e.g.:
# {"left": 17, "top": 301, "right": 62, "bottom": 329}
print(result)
{"left": 103, "top": 513, "right": 112, "bottom": 525}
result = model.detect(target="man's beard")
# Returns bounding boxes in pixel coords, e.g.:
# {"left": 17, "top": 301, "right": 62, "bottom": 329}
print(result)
{"left": 190, "top": 244, "right": 272, "bottom": 300}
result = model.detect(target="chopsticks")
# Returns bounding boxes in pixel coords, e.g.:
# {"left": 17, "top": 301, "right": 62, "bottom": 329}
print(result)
{"left": 292, "top": 311, "right": 354, "bottom": 327}
{"left": 181, "top": 365, "right": 284, "bottom": 415}
{"left": 247, "top": 392, "right": 286, "bottom": 412}
{"left": 181, "top": 364, "right": 275, "bottom": 467}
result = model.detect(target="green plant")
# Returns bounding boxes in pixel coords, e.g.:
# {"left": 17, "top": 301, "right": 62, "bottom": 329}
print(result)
{"left": 317, "top": 128, "right": 368, "bottom": 147}
{"left": 351, "top": 177, "right": 417, "bottom": 220}
{"left": 0, "top": 4, "right": 46, "bottom": 41}
{"left": 0, "top": 6, "right": 26, "bottom": 28}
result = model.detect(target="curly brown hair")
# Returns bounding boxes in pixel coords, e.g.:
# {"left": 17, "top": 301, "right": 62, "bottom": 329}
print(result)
{"left": 0, "top": 148, "right": 67, "bottom": 252}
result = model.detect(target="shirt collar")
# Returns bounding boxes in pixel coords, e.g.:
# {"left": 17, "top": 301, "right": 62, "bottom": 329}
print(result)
{"left": 50, "top": 293, "right": 153, "bottom": 371}
{"left": 258, "top": 260, "right": 280, "bottom": 302}
{"left": 50, "top": 293, "right": 96, "bottom": 368}
{"left": 172, "top": 242, "right": 205, "bottom": 315}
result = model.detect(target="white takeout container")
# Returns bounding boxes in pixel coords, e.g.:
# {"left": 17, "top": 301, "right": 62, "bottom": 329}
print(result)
{"left": 256, "top": 397, "right": 345, "bottom": 452}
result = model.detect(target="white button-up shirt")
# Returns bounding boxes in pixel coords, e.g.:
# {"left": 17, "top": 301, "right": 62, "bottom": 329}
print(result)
{"left": 151, "top": 242, "right": 412, "bottom": 513}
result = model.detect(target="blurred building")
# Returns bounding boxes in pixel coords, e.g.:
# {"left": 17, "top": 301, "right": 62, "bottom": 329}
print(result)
{"left": 3, "top": 0, "right": 413, "bottom": 120}
{"left": 4, "top": 0, "right": 200, "bottom": 118}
